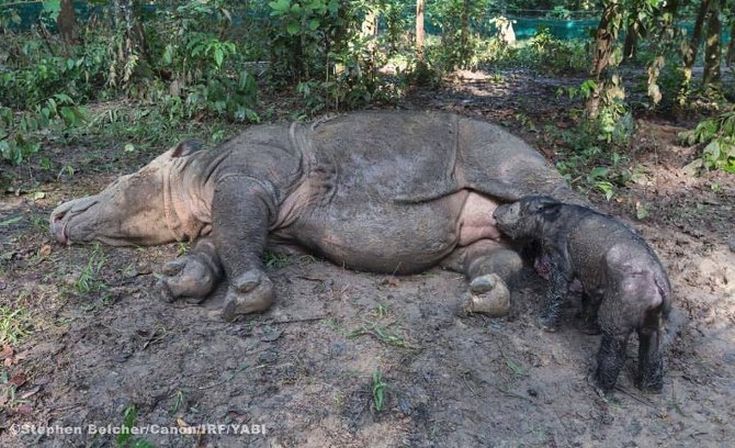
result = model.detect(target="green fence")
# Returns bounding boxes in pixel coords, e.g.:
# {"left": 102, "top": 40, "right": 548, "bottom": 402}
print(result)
{"left": 0, "top": 1, "right": 730, "bottom": 44}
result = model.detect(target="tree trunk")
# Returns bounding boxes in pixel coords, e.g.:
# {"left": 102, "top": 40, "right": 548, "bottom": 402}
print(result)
{"left": 622, "top": 15, "right": 639, "bottom": 61}
{"left": 460, "top": 0, "right": 470, "bottom": 67}
{"left": 702, "top": 0, "right": 722, "bottom": 87}
{"left": 416, "top": 0, "right": 425, "bottom": 61}
{"left": 57, "top": 0, "right": 77, "bottom": 43}
{"left": 682, "top": 0, "right": 712, "bottom": 77}
{"left": 726, "top": 17, "right": 735, "bottom": 66}
{"left": 586, "top": 1, "right": 621, "bottom": 117}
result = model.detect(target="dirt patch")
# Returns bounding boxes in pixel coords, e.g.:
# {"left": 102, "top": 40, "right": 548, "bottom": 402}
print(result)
{"left": 1, "top": 71, "right": 734, "bottom": 447}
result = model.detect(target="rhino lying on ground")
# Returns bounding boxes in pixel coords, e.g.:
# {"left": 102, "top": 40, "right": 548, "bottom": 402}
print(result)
{"left": 50, "top": 111, "right": 582, "bottom": 321}
{"left": 493, "top": 196, "right": 672, "bottom": 393}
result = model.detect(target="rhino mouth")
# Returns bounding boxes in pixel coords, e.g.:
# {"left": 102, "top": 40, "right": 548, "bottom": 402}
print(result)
{"left": 50, "top": 197, "right": 99, "bottom": 245}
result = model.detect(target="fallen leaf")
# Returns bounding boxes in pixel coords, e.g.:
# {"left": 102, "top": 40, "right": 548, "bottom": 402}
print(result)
{"left": 15, "top": 404, "right": 33, "bottom": 415}
{"left": 3, "top": 358, "right": 12, "bottom": 367}
{"left": 32, "top": 191, "right": 46, "bottom": 200}
{"left": 176, "top": 417, "right": 189, "bottom": 428}
{"left": 384, "top": 277, "right": 400, "bottom": 287}
{"left": 38, "top": 244, "right": 52, "bottom": 257}
{"left": 0, "top": 345, "right": 12, "bottom": 359}
{"left": 9, "top": 373, "right": 27, "bottom": 387}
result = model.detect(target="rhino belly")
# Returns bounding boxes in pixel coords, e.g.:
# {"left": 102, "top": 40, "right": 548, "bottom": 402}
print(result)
{"left": 292, "top": 192, "right": 469, "bottom": 274}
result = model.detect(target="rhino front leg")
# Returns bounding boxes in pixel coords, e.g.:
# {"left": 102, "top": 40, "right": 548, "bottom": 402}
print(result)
{"left": 212, "top": 176, "right": 277, "bottom": 321}
{"left": 157, "top": 237, "right": 223, "bottom": 303}
{"left": 443, "top": 240, "right": 523, "bottom": 316}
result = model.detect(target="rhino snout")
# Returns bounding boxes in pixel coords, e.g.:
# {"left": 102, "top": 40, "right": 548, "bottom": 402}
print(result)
{"left": 49, "top": 197, "right": 99, "bottom": 245}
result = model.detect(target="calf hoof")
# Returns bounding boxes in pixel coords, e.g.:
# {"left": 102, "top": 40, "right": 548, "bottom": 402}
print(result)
{"left": 221, "top": 270, "right": 275, "bottom": 322}
{"left": 636, "top": 376, "right": 664, "bottom": 394}
{"left": 157, "top": 254, "right": 219, "bottom": 303}
{"left": 464, "top": 274, "right": 511, "bottom": 317}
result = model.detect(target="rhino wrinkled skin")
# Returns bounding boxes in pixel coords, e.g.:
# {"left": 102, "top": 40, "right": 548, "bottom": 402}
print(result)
{"left": 51, "top": 111, "right": 582, "bottom": 321}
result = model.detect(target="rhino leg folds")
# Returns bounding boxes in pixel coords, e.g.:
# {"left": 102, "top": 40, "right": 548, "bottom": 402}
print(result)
{"left": 212, "top": 176, "right": 277, "bottom": 320}
{"left": 157, "top": 237, "right": 222, "bottom": 303}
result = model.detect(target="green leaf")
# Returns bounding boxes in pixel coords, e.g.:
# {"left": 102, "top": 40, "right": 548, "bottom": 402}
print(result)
{"left": 308, "top": 19, "right": 320, "bottom": 31}
{"left": 214, "top": 47, "right": 224, "bottom": 67}
{"left": 162, "top": 45, "right": 174, "bottom": 65}
{"left": 0, "top": 216, "right": 23, "bottom": 227}
{"left": 42, "top": 0, "right": 61, "bottom": 20}
{"left": 588, "top": 166, "right": 609, "bottom": 179}
{"left": 268, "top": 0, "right": 290, "bottom": 13}
{"left": 286, "top": 21, "right": 300, "bottom": 35}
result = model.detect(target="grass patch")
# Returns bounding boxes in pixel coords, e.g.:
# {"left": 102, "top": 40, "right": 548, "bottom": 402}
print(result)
{"left": 75, "top": 244, "right": 107, "bottom": 295}
{"left": 349, "top": 321, "right": 414, "bottom": 349}
{"left": 263, "top": 250, "right": 291, "bottom": 269}
{"left": 0, "top": 306, "right": 33, "bottom": 346}
{"left": 0, "top": 306, "right": 32, "bottom": 346}
{"left": 117, "top": 405, "right": 155, "bottom": 448}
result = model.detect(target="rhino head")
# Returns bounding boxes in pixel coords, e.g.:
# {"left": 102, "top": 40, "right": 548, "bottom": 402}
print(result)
{"left": 492, "top": 195, "right": 561, "bottom": 240}
{"left": 50, "top": 141, "right": 207, "bottom": 246}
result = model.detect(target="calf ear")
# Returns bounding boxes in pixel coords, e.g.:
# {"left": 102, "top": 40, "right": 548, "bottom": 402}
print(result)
{"left": 538, "top": 203, "right": 561, "bottom": 221}
{"left": 171, "top": 140, "right": 204, "bottom": 158}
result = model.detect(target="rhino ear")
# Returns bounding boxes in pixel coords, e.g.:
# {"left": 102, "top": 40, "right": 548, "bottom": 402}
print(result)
{"left": 171, "top": 140, "right": 203, "bottom": 158}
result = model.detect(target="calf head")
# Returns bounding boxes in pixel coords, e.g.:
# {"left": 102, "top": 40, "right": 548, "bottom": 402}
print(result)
{"left": 493, "top": 195, "right": 561, "bottom": 240}
{"left": 50, "top": 141, "right": 202, "bottom": 246}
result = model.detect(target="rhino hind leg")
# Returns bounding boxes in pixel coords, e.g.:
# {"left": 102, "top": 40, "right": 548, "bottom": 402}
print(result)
{"left": 444, "top": 240, "right": 523, "bottom": 317}
{"left": 157, "top": 237, "right": 223, "bottom": 303}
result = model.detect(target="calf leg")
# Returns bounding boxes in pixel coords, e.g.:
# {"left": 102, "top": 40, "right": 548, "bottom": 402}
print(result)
{"left": 157, "top": 237, "right": 223, "bottom": 303}
{"left": 538, "top": 253, "right": 572, "bottom": 331}
{"left": 595, "top": 330, "right": 632, "bottom": 393}
{"left": 637, "top": 316, "right": 664, "bottom": 392}
{"left": 211, "top": 176, "right": 278, "bottom": 321}
{"left": 577, "top": 292, "right": 602, "bottom": 335}
{"left": 595, "top": 293, "right": 635, "bottom": 392}
{"left": 442, "top": 239, "right": 523, "bottom": 316}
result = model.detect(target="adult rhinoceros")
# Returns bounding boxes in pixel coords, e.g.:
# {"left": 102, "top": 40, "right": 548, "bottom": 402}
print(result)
{"left": 50, "top": 111, "right": 580, "bottom": 320}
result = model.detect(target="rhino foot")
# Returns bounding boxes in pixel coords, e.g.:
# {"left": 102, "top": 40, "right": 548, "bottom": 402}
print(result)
{"left": 221, "top": 270, "right": 274, "bottom": 322}
{"left": 157, "top": 253, "right": 220, "bottom": 303}
{"left": 463, "top": 273, "right": 511, "bottom": 317}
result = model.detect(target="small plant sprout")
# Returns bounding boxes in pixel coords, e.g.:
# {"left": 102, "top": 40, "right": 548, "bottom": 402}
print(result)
{"left": 371, "top": 370, "right": 387, "bottom": 412}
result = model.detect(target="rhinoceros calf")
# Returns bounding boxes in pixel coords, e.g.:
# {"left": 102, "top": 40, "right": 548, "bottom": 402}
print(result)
{"left": 493, "top": 196, "right": 672, "bottom": 393}
{"left": 50, "top": 111, "right": 580, "bottom": 321}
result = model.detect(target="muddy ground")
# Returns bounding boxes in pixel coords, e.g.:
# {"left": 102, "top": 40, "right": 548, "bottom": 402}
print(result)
{"left": 1, "top": 71, "right": 734, "bottom": 447}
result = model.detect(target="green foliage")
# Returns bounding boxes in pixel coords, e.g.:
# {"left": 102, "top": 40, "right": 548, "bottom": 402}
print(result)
{"left": 427, "top": 0, "right": 491, "bottom": 70}
{"left": 145, "top": 1, "right": 259, "bottom": 122}
{"left": 680, "top": 111, "right": 735, "bottom": 173}
{"left": 117, "top": 405, "right": 156, "bottom": 448}
{"left": 0, "top": 95, "right": 85, "bottom": 165}
{"left": 471, "top": 29, "right": 588, "bottom": 75}
{"left": 516, "top": 27, "right": 588, "bottom": 74}
{"left": 559, "top": 78, "right": 635, "bottom": 146}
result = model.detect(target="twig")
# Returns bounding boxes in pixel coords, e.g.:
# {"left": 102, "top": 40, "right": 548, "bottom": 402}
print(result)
{"left": 614, "top": 385, "right": 654, "bottom": 407}
{"left": 494, "top": 384, "right": 534, "bottom": 403}
{"left": 269, "top": 315, "right": 327, "bottom": 325}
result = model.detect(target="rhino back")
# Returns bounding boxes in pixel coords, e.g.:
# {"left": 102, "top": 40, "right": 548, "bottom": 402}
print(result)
{"left": 307, "top": 111, "right": 460, "bottom": 202}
